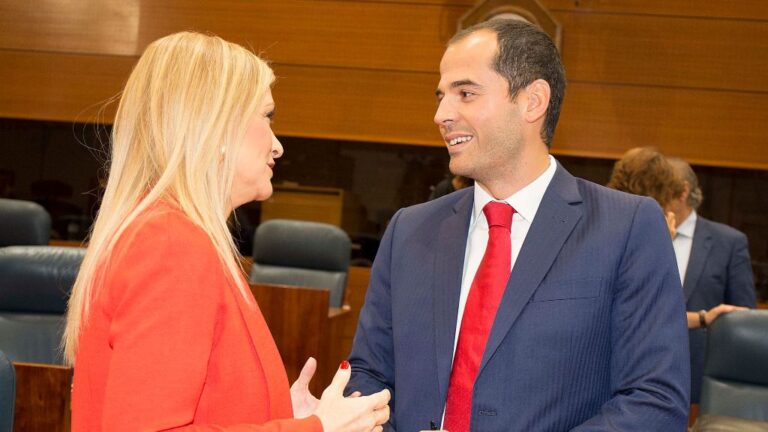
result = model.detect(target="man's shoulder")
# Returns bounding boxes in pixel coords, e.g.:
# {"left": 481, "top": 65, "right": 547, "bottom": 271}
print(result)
{"left": 697, "top": 216, "right": 748, "bottom": 243}
{"left": 401, "top": 186, "right": 472, "bottom": 218}
{"left": 568, "top": 172, "right": 656, "bottom": 215}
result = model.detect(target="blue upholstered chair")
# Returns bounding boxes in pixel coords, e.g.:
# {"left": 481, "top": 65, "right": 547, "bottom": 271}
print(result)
{"left": 694, "top": 310, "right": 768, "bottom": 430}
{"left": 0, "top": 246, "right": 85, "bottom": 364}
{"left": 0, "top": 198, "right": 51, "bottom": 247}
{"left": 0, "top": 350, "right": 14, "bottom": 432}
{"left": 249, "top": 219, "right": 351, "bottom": 308}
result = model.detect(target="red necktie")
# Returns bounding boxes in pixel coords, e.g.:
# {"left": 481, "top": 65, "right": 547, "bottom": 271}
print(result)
{"left": 444, "top": 201, "right": 514, "bottom": 432}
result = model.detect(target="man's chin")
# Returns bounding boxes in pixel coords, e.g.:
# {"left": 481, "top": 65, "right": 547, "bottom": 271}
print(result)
{"left": 448, "top": 162, "right": 470, "bottom": 179}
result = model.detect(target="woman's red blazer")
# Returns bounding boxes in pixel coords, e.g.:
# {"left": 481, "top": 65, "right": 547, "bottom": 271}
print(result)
{"left": 71, "top": 202, "right": 323, "bottom": 431}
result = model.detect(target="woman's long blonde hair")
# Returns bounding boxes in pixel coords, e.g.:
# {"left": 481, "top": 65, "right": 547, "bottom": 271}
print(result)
{"left": 63, "top": 32, "right": 274, "bottom": 365}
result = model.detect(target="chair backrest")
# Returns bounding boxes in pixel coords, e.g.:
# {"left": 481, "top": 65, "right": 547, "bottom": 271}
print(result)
{"left": 0, "top": 198, "right": 51, "bottom": 247}
{"left": 0, "top": 350, "right": 14, "bottom": 432}
{"left": 250, "top": 219, "right": 351, "bottom": 308}
{"left": 700, "top": 310, "right": 768, "bottom": 422}
{"left": 0, "top": 246, "right": 85, "bottom": 364}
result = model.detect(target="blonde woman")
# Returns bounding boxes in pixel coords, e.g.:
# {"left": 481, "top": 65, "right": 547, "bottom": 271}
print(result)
{"left": 63, "top": 32, "right": 389, "bottom": 431}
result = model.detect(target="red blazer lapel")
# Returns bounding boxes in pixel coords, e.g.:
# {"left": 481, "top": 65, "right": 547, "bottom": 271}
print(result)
{"left": 229, "top": 275, "right": 293, "bottom": 419}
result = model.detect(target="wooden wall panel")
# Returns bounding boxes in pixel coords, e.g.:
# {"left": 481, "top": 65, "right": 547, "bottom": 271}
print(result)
{"left": 2, "top": 49, "right": 766, "bottom": 169}
{"left": 2, "top": 2, "right": 765, "bottom": 91}
{"left": 272, "top": 64, "right": 440, "bottom": 145}
{"left": 554, "top": 83, "right": 767, "bottom": 169}
{"left": 136, "top": 1, "right": 464, "bottom": 73}
{"left": 0, "top": 49, "right": 441, "bottom": 142}
{"left": 0, "top": 50, "right": 132, "bottom": 123}
{"left": 0, "top": 0, "right": 465, "bottom": 73}
{"left": 356, "top": 0, "right": 474, "bottom": 5}
{"left": 556, "top": 12, "right": 768, "bottom": 92}
{"left": 541, "top": 0, "right": 768, "bottom": 21}
{"left": 0, "top": 0, "right": 766, "bottom": 169}
{"left": 0, "top": 1, "right": 141, "bottom": 55}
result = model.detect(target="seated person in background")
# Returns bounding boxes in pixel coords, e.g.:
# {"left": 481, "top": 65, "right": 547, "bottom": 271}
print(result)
{"left": 428, "top": 175, "right": 472, "bottom": 200}
{"left": 64, "top": 31, "right": 389, "bottom": 431}
{"left": 667, "top": 157, "right": 756, "bottom": 404}
{"left": 608, "top": 148, "right": 755, "bottom": 404}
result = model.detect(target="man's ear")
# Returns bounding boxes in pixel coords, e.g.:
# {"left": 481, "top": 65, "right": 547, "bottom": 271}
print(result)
{"left": 682, "top": 181, "right": 691, "bottom": 201}
{"left": 523, "top": 79, "right": 551, "bottom": 124}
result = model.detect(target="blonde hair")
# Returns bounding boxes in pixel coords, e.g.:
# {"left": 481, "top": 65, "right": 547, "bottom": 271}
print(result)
{"left": 63, "top": 32, "right": 274, "bottom": 364}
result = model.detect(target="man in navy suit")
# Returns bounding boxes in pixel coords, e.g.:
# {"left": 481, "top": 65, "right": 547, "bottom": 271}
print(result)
{"left": 667, "top": 158, "right": 756, "bottom": 404}
{"left": 347, "top": 19, "right": 690, "bottom": 431}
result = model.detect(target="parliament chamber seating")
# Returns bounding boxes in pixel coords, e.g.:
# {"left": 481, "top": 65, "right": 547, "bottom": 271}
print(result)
{"left": 246, "top": 219, "right": 354, "bottom": 392}
{"left": 0, "top": 198, "right": 51, "bottom": 247}
{"left": 0, "top": 245, "right": 82, "bottom": 431}
{"left": 0, "top": 246, "right": 84, "bottom": 365}
{"left": 249, "top": 219, "right": 351, "bottom": 308}
{"left": 693, "top": 310, "right": 768, "bottom": 431}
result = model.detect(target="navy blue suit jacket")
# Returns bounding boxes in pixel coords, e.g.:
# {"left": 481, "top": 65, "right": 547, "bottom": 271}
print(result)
{"left": 684, "top": 216, "right": 756, "bottom": 403}
{"left": 348, "top": 164, "right": 690, "bottom": 431}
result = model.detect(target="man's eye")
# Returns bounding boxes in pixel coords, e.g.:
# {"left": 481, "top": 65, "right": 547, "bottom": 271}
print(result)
{"left": 460, "top": 91, "right": 475, "bottom": 98}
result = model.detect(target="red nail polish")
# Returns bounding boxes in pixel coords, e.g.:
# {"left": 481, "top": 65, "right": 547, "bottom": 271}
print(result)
{"left": 340, "top": 360, "right": 350, "bottom": 370}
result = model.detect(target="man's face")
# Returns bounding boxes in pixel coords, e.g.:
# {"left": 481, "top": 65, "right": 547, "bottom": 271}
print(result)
{"left": 434, "top": 30, "right": 524, "bottom": 185}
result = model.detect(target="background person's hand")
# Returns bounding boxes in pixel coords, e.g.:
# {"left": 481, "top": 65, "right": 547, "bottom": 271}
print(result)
{"left": 705, "top": 304, "right": 748, "bottom": 327}
{"left": 314, "top": 361, "right": 391, "bottom": 432}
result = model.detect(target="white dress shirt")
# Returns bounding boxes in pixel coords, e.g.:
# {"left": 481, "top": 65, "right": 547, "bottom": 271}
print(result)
{"left": 441, "top": 156, "right": 558, "bottom": 425}
{"left": 672, "top": 210, "right": 697, "bottom": 285}
{"left": 451, "top": 155, "right": 558, "bottom": 354}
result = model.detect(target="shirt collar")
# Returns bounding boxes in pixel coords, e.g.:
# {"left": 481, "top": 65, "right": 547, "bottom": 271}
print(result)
{"left": 676, "top": 210, "right": 697, "bottom": 238}
{"left": 472, "top": 155, "right": 558, "bottom": 225}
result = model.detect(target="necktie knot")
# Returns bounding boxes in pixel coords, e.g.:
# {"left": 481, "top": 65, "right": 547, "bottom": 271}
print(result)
{"left": 483, "top": 201, "right": 514, "bottom": 230}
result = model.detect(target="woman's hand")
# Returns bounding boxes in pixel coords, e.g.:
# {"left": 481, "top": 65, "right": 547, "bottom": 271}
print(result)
{"left": 314, "top": 361, "right": 391, "bottom": 432}
{"left": 291, "top": 358, "right": 321, "bottom": 419}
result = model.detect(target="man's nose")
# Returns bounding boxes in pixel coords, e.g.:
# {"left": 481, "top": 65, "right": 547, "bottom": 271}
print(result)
{"left": 434, "top": 97, "right": 455, "bottom": 127}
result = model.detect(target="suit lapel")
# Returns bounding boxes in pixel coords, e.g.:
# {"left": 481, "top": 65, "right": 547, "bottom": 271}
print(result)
{"left": 683, "top": 217, "right": 712, "bottom": 302}
{"left": 433, "top": 190, "right": 473, "bottom": 405}
{"left": 480, "top": 165, "right": 583, "bottom": 373}
{"left": 231, "top": 276, "right": 292, "bottom": 419}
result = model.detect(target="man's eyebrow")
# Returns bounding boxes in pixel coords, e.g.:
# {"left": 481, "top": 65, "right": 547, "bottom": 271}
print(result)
{"left": 436, "top": 79, "right": 483, "bottom": 98}
{"left": 450, "top": 79, "right": 482, "bottom": 89}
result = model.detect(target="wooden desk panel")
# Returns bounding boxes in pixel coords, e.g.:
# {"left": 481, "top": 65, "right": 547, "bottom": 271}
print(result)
{"left": 250, "top": 283, "right": 349, "bottom": 395}
{"left": 13, "top": 362, "right": 72, "bottom": 432}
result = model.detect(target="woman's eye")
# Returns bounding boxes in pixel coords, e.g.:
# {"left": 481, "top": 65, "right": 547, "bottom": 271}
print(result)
{"left": 266, "top": 110, "right": 275, "bottom": 123}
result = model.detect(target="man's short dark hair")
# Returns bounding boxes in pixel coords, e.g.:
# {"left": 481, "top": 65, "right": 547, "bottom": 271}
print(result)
{"left": 450, "top": 19, "right": 566, "bottom": 147}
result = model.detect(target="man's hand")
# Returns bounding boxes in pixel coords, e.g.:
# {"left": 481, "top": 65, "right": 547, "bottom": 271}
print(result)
{"left": 705, "top": 304, "right": 748, "bottom": 327}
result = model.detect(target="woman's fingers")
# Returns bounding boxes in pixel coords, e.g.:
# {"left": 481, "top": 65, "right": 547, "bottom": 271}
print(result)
{"left": 373, "top": 403, "right": 390, "bottom": 425}
{"left": 323, "top": 360, "right": 352, "bottom": 397}
{"left": 292, "top": 357, "right": 317, "bottom": 391}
